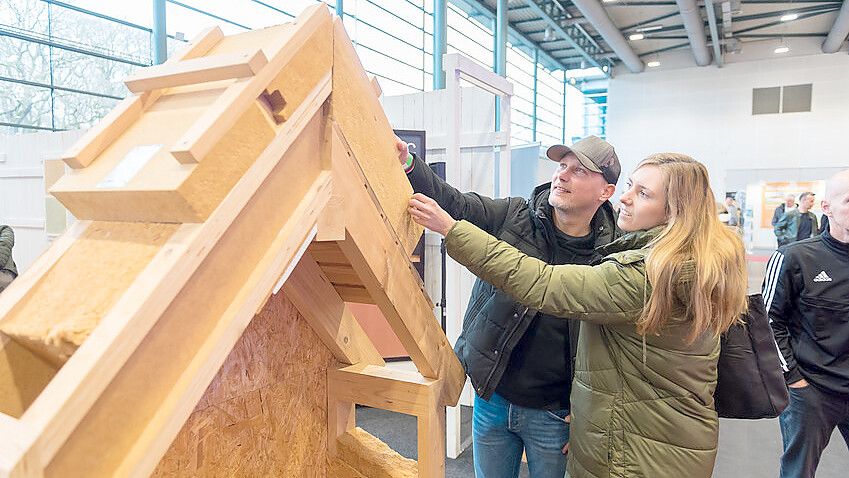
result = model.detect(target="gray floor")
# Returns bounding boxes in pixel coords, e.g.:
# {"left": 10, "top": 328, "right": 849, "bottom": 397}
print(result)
{"left": 359, "top": 407, "right": 848, "bottom": 478}
{"left": 356, "top": 255, "right": 848, "bottom": 477}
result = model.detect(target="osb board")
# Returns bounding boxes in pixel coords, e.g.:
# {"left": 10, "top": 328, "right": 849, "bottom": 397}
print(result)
{"left": 263, "top": 18, "right": 332, "bottom": 122}
{"left": 43, "top": 113, "right": 325, "bottom": 477}
{"left": 152, "top": 292, "right": 335, "bottom": 477}
{"left": 329, "top": 428, "right": 417, "bottom": 478}
{"left": 52, "top": 101, "right": 275, "bottom": 223}
{"left": 330, "top": 18, "right": 422, "bottom": 255}
{"left": 0, "top": 333, "right": 59, "bottom": 418}
{"left": 0, "top": 222, "right": 179, "bottom": 365}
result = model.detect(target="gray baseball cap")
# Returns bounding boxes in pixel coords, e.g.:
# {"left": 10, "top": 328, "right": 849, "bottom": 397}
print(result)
{"left": 546, "top": 136, "right": 621, "bottom": 185}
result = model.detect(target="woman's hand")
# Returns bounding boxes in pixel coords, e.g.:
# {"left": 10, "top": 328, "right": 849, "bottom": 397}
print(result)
{"left": 408, "top": 193, "right": 457, "bottom": 237}
{"left": 394, "top": 135, "right": 409, "bottom": 165}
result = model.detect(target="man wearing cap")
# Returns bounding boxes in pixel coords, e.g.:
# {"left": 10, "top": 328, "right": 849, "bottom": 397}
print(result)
{"left": 395, "top": 136, "right": 620, "bottom": 478}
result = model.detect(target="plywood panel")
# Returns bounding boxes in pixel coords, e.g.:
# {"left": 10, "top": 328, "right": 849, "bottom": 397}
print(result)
{"left": 151, "top": 293, "right": 334, "bottom": 477}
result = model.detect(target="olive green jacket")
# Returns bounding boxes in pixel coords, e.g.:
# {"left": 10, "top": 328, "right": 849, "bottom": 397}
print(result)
{"left": 0, "top": 225, "right": 17, "bottom": 277}
{"left": 445, "top": 221, "right": 720, "bottom": 478}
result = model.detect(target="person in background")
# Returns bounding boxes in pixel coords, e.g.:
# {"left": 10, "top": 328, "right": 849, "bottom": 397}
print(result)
{"left": 763, "top": 169, "right": 849, "bottom": 478}
{"left": 819, "top": 214, "right": 830, "bottom": 235}
{"left": 772, "top": 194, "right": 797, "bottom": 227}
{"left": 725, "top": 196, "right": 740, "bottom": 227}
{"left": 395, "top": 135, "right": 621, "bottom": 478}
{"left": 0, "top": 225, "right": 18, "bottom": 293}
{"left": 408, "top": 153, "right": 748, "bottom": 477}
{"left": 774, "top": 192, "right": 818, "bottom": 247}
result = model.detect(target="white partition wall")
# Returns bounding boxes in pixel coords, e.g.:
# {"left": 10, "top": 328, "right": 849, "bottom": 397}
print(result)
{"left": 382, "top": 52, "right": 513, "bottom": 459}
{"left": 0, "top": 131, "right": 82, "bottom": 273}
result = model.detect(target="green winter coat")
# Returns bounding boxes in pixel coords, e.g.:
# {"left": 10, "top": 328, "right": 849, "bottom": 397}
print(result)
{"left": 445, "top": 221, "right": 720, "bottom": 478}
{"left": 0, "top": 225, "right": 17, "bottom": 277}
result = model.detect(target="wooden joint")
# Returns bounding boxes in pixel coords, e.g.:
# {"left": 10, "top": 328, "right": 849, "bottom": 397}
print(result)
{"left": 260, "top": 89, "right": 288, "bottom": 123}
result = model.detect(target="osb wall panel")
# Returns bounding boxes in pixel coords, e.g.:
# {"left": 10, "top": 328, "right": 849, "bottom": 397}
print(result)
{"left": 152, "top": 291, "right": 335, "bottom": 477}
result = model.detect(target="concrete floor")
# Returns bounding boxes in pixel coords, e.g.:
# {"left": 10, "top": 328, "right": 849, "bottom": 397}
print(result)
{"left": 358, "top": 255, "right": 848, "bottom": 477}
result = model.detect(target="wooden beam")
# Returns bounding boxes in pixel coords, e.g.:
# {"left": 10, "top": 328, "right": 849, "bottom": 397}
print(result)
{"left": 334, "top": 285, "right": 375, "bottom": 304}
{"left": 328, "top": 364, "right": 440, "bottom": 416}
{"left": 417, "top": 396, "right": 446, "bottom": 478}
{"left": 61, "top": 26, "right": 223, "bottom": 169}
{"left": 282, "top": 252, "right": 384, "bottom": 367}
{"left": 329, "top": 124, "right": 465, "bottom": 405}
{"left": 328, "top": 364, "right": 447, "bottom": 477}
{"left": 124, "top": 49, "right": 268, "bottom": 93}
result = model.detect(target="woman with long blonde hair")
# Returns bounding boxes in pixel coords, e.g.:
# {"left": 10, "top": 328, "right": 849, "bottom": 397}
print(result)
{"left": 409, "top": 153, "right": 748, "bottom": 477}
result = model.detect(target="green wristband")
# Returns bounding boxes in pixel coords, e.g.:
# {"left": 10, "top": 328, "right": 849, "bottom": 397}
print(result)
{"left": 403, "top": 152, "right": 414, "bottom": 173}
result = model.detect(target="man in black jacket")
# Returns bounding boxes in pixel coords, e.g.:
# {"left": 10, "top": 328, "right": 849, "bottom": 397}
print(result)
{"left": 396, "top": 136, "right": 620, "bottom": 478}
{"left": 763, "top": 169, "right": 849, "bottom": 478}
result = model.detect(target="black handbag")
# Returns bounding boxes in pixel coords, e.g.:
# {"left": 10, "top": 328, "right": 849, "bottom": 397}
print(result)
{"left": 714, "top": 294, "right": 790, "bottom": 419}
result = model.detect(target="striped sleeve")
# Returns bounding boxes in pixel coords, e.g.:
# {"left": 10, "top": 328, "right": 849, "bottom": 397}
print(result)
{"left": 763, "top": 250, "right": 803, "bottom": 384}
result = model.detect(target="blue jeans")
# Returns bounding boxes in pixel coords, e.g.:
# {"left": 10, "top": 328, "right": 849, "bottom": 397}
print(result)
{"left": 473, "top": 393, "right": 570, "bottom": 478}
{"left": 779, "top": 384, "right": 849, "bottom": 478}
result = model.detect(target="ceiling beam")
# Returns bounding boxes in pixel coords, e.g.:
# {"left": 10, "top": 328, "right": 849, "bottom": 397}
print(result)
{"left": 519, "top": 0, "right": 612, "bottom": 74}
{"left": 453, "top": 0, "right": 572, "bottom": 71}
{"left": 822, "top": 0, "right": 849, "bottom": 52}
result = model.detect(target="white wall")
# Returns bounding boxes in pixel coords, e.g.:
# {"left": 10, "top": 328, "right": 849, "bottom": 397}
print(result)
{"left": 607, "top": 53, "right": 849, "bottom": 198}
{"left": 0, "top": 130, "right": 82, "bottom": 272}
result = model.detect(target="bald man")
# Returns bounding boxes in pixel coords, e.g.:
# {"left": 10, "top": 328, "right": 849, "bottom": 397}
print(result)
{"left": 763, "top": 169, "right": 849, "bottom": 478}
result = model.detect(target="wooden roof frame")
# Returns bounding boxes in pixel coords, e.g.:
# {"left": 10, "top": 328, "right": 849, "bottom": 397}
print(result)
{"left": 0, "top": 6, "right": 464, "bottom": 477}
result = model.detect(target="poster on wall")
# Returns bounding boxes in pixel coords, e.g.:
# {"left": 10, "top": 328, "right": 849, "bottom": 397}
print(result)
{"left": 760, "top": 181, "right": 825, "bottom": 228}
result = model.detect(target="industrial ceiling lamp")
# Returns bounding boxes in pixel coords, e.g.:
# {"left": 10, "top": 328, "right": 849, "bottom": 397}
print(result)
{"left": 780, "top": 13, "right": 798, "bottom": 22}
{"left": 774, "top": 38, "right": 790, "bottom": 54}
{"left": 647, "top": 54, "right": 660, "bottom": 67}
{"left": 629, "top": 33, "right": 645, "bottom": 41}
{"left": 544, "top": 26, "right": 554, "bottom": 41}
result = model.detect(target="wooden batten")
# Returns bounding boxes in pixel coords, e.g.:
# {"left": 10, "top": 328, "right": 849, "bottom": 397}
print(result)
{"left": 124, "top": 49, "right": 268, "bottom": 94}
{"left": 61, "top": 26, "right": 224, "bottom": 170}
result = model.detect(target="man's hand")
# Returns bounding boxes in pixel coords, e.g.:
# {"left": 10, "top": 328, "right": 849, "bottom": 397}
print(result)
{"left": 408, "top": 193, "right": 456, "bottom": 236}
{"left": 395, "top": 135, "right": 409, "bottom": 165}
{"left": 561, "top": 414, "right": 571, "bottom": 455}
{"left": 789, "top": 379, "right": 809, "bottom": 389}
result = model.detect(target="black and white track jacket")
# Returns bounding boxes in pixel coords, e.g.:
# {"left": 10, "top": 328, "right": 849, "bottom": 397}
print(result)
{"left": 763, "top": 228, "right": 849, "bottom": 396}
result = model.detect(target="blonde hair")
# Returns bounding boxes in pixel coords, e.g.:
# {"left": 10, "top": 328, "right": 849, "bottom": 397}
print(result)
{"left": 636, "top": 153, "right": 748, "bottom": 342}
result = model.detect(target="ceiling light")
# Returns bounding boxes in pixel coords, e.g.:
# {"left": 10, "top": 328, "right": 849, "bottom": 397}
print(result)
{"left": 543, "top": 26, "right": 554, "bottom": 41}
{"left": 774, "top": 45, "right": 790, "bottom": 54}
{"left": 629, "top": 33, "right": 645, "bottom": 41}
{"left": 635, "top": 25, "right": 663, "bottom": 33}
{"left": 780, "top": 13, "right": 798, "bottom": 22}
{"left": 602, "top": 0, "right": 617, "bottom": 3}
{"left": 602, "top": 65, "right": 609, "bottom": 72}
{"left": 647, "top": 60, "right": 661, "bottom": 67}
